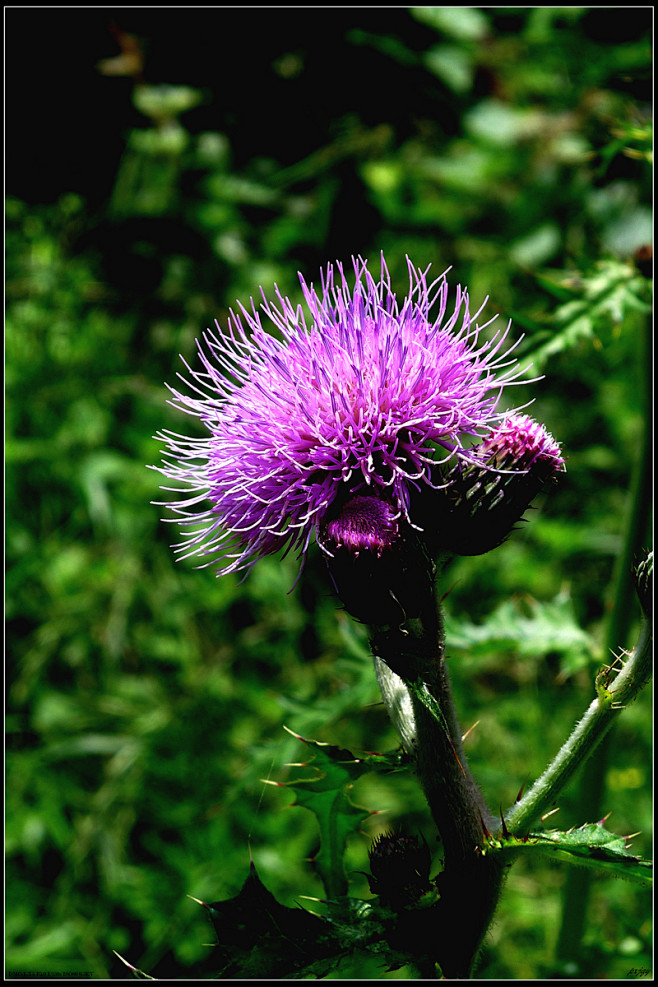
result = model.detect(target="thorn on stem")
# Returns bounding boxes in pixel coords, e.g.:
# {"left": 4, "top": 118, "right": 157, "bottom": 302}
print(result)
{"left": 186, "top": 894, "right": 207, "bottom": 907}
{"left": 461, "top": 719, "right": 480, "bottom": 743}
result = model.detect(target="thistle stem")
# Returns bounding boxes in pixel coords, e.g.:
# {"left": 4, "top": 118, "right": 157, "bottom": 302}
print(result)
{"left": 371, "top": 588, "right": 504, "bottom": 978}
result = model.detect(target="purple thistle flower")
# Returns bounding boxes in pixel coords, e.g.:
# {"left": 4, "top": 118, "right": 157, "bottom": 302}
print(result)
{"left": 152, "top": 255, "right": 533, "bottom": 576}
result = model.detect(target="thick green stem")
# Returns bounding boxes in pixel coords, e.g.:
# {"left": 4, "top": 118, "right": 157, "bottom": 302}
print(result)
{"left": 371, "top": 588, "right": 504, "bottom": 978}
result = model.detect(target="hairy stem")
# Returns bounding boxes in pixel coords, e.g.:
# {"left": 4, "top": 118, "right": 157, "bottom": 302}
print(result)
{"left": 371, "top": 588, "right": 504, "bottom": 978}
{"left": 505, "top": 615, "right": 652, "bottom": 835}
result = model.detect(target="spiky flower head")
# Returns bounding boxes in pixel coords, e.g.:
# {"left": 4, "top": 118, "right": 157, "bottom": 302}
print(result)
{"left": 425, "top": 412, "right": 566, "bottom": 558}
{"left": 368, "top": 830, "right": 432, "bottom": 908}
{"left": 152, "top": 256, "right": 540, "bottom": 577}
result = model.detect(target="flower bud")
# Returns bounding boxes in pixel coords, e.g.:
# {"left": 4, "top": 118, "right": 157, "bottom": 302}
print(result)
{"left": 368, "top": 831, "right": 432, "bottom": 908}
{"left": 416, "top": 414, "right": 565, "bottom": 557}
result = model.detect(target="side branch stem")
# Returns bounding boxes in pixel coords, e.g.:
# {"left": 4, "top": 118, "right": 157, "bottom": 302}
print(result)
{"left": 505, "top": 616, "right": 652, "bottom": 835}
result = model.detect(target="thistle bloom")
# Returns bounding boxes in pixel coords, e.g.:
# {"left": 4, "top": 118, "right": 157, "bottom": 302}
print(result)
{"left": 152, "top": 256, "right": 538, "bottom": 576}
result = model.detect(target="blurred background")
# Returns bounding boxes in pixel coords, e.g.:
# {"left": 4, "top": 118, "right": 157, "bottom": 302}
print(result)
{"left": 5, "top": 7, "right": 652, "bottom": 979}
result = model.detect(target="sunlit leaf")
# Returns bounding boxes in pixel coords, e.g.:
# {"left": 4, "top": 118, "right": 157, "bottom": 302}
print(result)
{"left": 488, "top": 822, "right": 652, "bottom": 885}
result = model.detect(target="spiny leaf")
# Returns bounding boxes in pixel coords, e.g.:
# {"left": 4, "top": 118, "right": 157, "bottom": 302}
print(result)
{"left": 201, "top": 862, "right": 343, "bottom": 978}
{"left": 277, "top": 729, "right": 396, "bottom": 899}
{"left": 486, "top": 821, "right": 652, "bottom": 885}
{"left": 525, "top": 259, "right": 651, "bottom": 370}
{"left": 283, "top": 727, "right": 413, "bottom": 778}
{"left": 199, "top": 864, "right": 426, "bottom": 978}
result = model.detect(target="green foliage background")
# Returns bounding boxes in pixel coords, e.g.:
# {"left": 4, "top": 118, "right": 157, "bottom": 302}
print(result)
{"left": 5, "top": 7, "right": 652, "bottom": 979}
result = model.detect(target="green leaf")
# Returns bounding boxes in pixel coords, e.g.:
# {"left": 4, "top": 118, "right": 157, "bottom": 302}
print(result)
{"left": 488, "top": 822, "right": 652, "bottom": 885}
{"left": 284, "top": 729, "right": 413, "bottom": 778}
{"left": 526, "top": 259, "right": 652, "bottom": 370}
{"left": 411, "top": 6, "right": 489, "bottom": 42}
{"left": 275, "top": 729, "right": 410, "bottom": 899}
{"left": 444, "top": 590, "right": 598, "bottom": 675}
